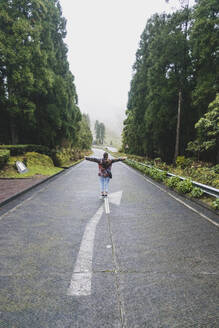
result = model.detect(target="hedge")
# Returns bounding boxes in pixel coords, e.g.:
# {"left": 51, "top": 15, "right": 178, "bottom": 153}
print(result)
{"left": 51, "top": 148, "right": 87, "bottom": 167}
{"left": 0, "top": 149, "right": 10, "bottom": 169}
{"left": 0, "top": 145, "right": 50, "bottom": 156}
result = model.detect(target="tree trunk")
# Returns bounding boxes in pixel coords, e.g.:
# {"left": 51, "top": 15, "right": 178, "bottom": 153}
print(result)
{"left": 174, "top": 91, "right": 182, "bottom": 162}
{"left": 10, "top": 118, "right": 18, "bottom": 144}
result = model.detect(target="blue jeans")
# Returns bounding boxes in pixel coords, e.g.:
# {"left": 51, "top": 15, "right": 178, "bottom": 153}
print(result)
{"left": 99, "top": 176, "right": 110, "bottom": 193}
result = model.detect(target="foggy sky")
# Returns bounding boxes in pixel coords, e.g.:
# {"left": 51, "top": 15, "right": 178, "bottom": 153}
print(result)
{"left": 59, "top": 0, "right": 194, "bottom": 133}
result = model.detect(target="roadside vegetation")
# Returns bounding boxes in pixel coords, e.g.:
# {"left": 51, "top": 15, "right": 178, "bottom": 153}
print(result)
{"left": 113, "top": 152, "right": 219, "bottom": 188}
{"left": 0, "top": 1, "right": 93, "bottom": 180}
{"left": 0, "top": 152, "right": 63, "bottom": 178}
{"left": 0, "top": 144, "right": 91, "bottom": 179}
{"left": 119, "top": 0, "right": 219, "bottom": 218}
{"left": 109, "top": 150, "right": 219, "bottom": 212}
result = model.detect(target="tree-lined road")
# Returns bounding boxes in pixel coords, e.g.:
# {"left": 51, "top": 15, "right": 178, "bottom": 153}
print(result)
{"left": 0, "top": 149, "right": 218, "bottom": 328}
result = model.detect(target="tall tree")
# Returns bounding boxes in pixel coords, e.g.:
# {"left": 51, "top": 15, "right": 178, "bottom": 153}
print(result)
{"left": 190, "top": 0, "right": 219, "bottom": 117}
{"left": 99, "top": 122, "right": 105, "bottom": 144}
{"left": 0, "top": 0, "right": 41, "bottom": 143}
{"left": 0, "top": 0, "right": 81, "bottom": 147}
{"left": 123, "top": 10, "right": 194, "bottom": 162}
{"left": 187, "top": 94, "right": 219, "bottom": 163}
{"left": 77, "top": 114, "right": 93, "bottom": 150}
{"left": 94, "top": 120, "right": 101, "bottom": 144}
{"left": 123, "top": 0, "right": 218, "bottom": 163}
{"left": 94, "top": 120, "right": 105, "bottom": 144}
{"left": 123, "top": 18, "right": 152, "bottom": 155}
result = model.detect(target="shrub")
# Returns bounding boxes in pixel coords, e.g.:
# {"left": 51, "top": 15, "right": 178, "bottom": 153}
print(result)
{"left": 165, "top": 176, "right": 181, "bottom": 189}
{"left": 52, "top": 147, "right": 86, "bottom": 166}
{"left": 213, "top": 164, "right": 219, "bottom": 174}
{"left": 212, "top": 198, "right": 219, "bottom": 210}
{"left": 176, "top": 179, "right": 193, "bottom": 194}
{"left": 147, "top": 168, "right": 156, "bottom": 178}
{"left": 143, "top": 166, "right": 151, "bottom": 175}
{"left": 212, "top": 179, "right": 219, "bottom": 188}
{"left": 154, "top": 157, "right": 162, "bottom": 165}
{"left": 25, "top": 152, "right": 54, "bottom": 168}
{"left": 176, "top": 156, "right": 186, "bottom": 168}
{"left": 0, "top": 149, "right": 10, "bottom": 169}
{"left": 150, "top": 169, "right": 167, "bottom": 182}
{"left": 176, "top": 156, "right": 193, "bottom": 169}
{"left": 190, "top": 187, "right": 204, "bottom": 198}
{"left": 0, "top": 145, "right": 50, "bottom": 156}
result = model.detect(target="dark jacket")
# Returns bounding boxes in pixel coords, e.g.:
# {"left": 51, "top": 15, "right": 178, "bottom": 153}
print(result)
{"left": 85, "top": 157, "right": 123, "bottom": 177}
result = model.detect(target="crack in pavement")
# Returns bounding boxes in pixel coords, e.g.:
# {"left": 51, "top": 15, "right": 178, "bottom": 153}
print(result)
{"left": 107, "top": 212, "right": 127, "bottom": 328}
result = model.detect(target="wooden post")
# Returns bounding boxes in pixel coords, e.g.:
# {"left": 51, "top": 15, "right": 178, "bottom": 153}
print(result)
{"left": 174, "top": 91, "right": 182, "bottom": 162}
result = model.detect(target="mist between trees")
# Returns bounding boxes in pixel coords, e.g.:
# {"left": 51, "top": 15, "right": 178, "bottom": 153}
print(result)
{"left": 0, "top": 0, "right": 218, "bottom": 162}
{"left": 122, "top": 0, "right": 219, "bottom": 164}
{"left": 94, "top": 120, "right": 105, "bottom": 145}
{"left": 0, "top": 0, "right": 92, "bottom": 150}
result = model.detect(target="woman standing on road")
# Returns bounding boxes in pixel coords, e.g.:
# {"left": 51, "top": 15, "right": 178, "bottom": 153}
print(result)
{"left": 85, "top": 152, "right": 126, "bottom": 198}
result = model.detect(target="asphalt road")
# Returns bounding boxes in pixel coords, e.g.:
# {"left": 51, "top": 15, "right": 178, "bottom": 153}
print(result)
{"left": 0, "top": 148, "right": 218, "bottom": 328}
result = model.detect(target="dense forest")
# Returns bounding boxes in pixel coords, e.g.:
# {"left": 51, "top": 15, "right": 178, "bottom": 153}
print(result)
{"left": 122, "top": 0, "right": 219, "bottom": 163}
{"left": 0, "top": 0, "right": 92, "bottom": 149}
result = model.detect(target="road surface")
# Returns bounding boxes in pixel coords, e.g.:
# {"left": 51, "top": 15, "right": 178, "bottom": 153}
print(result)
{"left": 0, "top": 148, "right": 218, "bottom": 327}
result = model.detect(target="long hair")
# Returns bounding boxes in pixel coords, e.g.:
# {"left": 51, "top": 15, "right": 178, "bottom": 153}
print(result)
{"left": 101, "top": 152, "right": 111, "bottom": 168}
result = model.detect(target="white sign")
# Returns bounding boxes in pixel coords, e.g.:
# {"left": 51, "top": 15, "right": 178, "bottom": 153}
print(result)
{"left": 16, "top": 161, "right": 28, "bottom": 174}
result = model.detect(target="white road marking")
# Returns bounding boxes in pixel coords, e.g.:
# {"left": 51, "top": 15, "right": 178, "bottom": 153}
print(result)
{"left": 67, "top": 205, "right": 104, "bottom": 296}
{"left": 123, "top": 163, "right": 219, "bottom": 228}
{"left": 109, "top": 190, "right": 123, "bottom": 206}
{"left": 104, "top": 197, "right": 110, "bottom": 214}
{"left": 67, "top": 191, "right": 123, "bottom": 296}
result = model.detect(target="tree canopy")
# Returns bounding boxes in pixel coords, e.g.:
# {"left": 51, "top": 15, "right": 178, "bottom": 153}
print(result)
{"left": 77, "top": 114, "right": 93, "bottom": 150}
{"left": 0, "top": 0, "right": 82, "bottom": 148}
{"left": 122, "top": 0, "right": 219, "bottom": 163}
{"left": 187, "top": 94, "right": 219, "bottom": 162}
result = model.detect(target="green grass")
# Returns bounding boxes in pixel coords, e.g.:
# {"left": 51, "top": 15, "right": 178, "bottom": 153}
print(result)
{"left": 0, "top": 152, "right": 63, "bottom": 178}
{"left": 0, "top": 165, "right": 63, "bottom": 178}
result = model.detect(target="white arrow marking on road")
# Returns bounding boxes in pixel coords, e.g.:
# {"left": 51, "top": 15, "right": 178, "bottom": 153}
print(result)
{"left": 104, "top": 190, "right": 123, "bottom": 214}
{"left": 109, "top": 190, "right": 123, "bottom": 206}
{"left": 67, "top": 191, "right": 122, "bottom": 296}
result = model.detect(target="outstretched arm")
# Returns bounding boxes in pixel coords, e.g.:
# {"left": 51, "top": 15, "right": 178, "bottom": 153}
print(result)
{"left": 111, "top": 157, "right": 127, "bottom": 163}
{"left": 85, "top": 156, "right": 100, "bottom": 163}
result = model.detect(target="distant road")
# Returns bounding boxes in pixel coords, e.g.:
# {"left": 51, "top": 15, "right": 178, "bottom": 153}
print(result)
{"left": 106, "top": 146, "right": 118, "bottom": 152}
{"left": 0, "top": 148, "right": 218, "bottom": 328}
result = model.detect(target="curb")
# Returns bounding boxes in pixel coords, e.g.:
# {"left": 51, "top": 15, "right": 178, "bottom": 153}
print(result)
{"left": 0, "top": 159, "right": 84, "bottom": 208}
